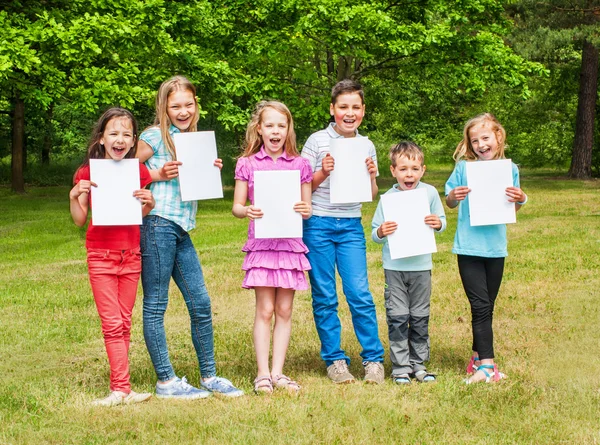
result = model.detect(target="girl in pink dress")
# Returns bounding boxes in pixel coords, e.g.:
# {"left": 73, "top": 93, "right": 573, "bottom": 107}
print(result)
{"left": 232, "top": 101, "right": 313, "bottom": 394}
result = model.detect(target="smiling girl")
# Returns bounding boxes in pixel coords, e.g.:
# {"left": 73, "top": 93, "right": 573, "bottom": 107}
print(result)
{"left": 232, "top": 101, "right": 312, "bottom": 394}
{"left": 445, "top": 113, "right": 528, "bottom": 384}
{"left": 70, "top": 107, "right": 154, "bottom": 406}
{"left": 137, "top": 76, "right": 243, "bottom": 399}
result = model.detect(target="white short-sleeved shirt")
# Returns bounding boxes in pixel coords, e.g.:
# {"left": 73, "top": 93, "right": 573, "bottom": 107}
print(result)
{"left": 301, "top": 122, "right": 377, "bottom": 218}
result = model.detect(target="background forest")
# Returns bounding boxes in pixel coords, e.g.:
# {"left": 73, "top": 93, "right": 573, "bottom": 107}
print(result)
{"left": 0, "top": 0, "right": 598, "bottom": 191}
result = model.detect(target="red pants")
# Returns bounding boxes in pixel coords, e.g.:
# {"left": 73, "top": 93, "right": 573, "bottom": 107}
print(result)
{"left": 87, "top": 248, "right": 141, "bottom": 392}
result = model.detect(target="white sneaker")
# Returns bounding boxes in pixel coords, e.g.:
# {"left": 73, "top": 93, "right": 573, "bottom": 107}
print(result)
{"left": 91, "top": 391, "right": 127, "bottom": 407}
{"left": 123, "top": 390, "right": 152, "bottom": 405}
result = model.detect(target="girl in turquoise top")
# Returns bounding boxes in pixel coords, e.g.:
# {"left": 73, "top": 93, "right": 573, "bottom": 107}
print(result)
{"left": 445, "top": 113, "right": 528, "bottom": 384}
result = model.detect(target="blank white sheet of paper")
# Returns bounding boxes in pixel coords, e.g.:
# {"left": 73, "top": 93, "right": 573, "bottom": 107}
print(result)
{"left": 329, "top": 138, "right": 372, "bottom": 204}
{"left": 254, "top": 170, "right": 302, "bottom": 239}
{"left": 174, "top": 131, "right": 223, "bottom": 202}
{"left": 89, "top": 159, "right": 142, "bottom": 226}
{"left": 381, "top": 188, "right": 437, "bottom": 259}
{"left": 466, "top": 159, "right": 516, "bottom": 226}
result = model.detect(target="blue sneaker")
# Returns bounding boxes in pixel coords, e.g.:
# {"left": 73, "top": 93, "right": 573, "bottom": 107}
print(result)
{"left": 201, "top": 377, "right": 244, "bottom": 398}
{"left": 155, "top": 376, "right": 211, "bottom": 399}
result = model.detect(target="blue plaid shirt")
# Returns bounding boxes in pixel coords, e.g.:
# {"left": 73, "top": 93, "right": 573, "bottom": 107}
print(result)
{"left": 141, "top": 126, "right": 197, "bottom": 231}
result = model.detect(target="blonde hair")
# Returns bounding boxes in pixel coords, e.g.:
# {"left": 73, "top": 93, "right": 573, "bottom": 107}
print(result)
{"left": 389, "top": 141, "right": 424, "bottom": 167}
{"left": 241, "top": 101, "right": 298, "bottom": 157}
{"left": 453, "top": 113, "right": 506, "bottom": 161}
{"left": 154, "top": 76, "right": 199, "bottom": 160}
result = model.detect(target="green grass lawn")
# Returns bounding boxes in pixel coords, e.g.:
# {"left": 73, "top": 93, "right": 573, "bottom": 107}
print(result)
{"left": 1, "top": 167, "right": 599, "bottom": 444}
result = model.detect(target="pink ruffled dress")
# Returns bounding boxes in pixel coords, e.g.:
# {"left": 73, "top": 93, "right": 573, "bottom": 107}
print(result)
{"left": 235, "top": 147, "right": 313, "bottom": 290}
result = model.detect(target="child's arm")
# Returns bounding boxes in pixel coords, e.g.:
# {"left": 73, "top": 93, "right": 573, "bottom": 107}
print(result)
{"left": 311, "top": 153, "right": 334, "bottom": 192}
{"left": 506, "top": 186, "right": 528, "bottom": 212}
{"left": 428, "top": 190, "right": 447, "bottom": 232}
{"left": 371, "top": 200, "right": 396, "bottom": 243}
{"left": 137, "top": 140, "right": 182, "bottom": 182}
{"left": 446, "top": 186, "right": 470, "bottom": 208}
{"left": 69, "top": 180, "right": 95, "bottom": 227}
{"left": 294, "top": 182, "right": 313, "bottom": 219}
{"left": 134, "top": 189, "right": 156, "bottom": 217}
{"left": 366, "top": 157, "right": 378, "bottom": 199}
{"left": 232, "top": 180, "right": 263, "bottom": 219}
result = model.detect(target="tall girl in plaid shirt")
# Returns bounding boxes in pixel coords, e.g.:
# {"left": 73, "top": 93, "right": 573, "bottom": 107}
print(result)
{"left": 137, "top": 76, "right": 243, "bottom": 399}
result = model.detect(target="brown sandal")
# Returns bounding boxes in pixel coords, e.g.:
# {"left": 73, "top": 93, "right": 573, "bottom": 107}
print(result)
{"left": 253, "top": 376, "right": 273, "bottom": 394}
{"left": 272, "top": 374, "right": 301, "bottom": 393}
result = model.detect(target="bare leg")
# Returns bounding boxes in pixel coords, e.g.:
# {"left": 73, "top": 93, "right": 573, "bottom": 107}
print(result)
{"left": 271, "top": 288, "right": 295, "bottom": 377}
{"left": 254, "top": 287, "right": 276, "bottom": 377}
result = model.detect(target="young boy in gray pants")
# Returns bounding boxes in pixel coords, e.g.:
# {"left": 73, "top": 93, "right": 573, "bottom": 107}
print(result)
{"left": 371, "top": 141, "right": 446, "bottom": 384}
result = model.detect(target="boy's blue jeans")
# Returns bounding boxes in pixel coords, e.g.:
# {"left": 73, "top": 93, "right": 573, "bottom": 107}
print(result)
{"left": 303, "top": 216, "right": 384, "bottom": 366}
{"left": 140, "top": 215, "right": 216, "bottom": 382}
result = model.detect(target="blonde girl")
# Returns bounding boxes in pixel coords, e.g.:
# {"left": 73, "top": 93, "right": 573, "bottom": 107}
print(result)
{"left": 232, "top": 101, "right": 313, "bottom": 394}
{"left": 137, "top": 76, "right": 243, "bottom": 398}
{"left": 445, "top": 113, "right": 528, "bottom": 384}
{"left": 69, "top": 107, "right": 154, "bottom": 406}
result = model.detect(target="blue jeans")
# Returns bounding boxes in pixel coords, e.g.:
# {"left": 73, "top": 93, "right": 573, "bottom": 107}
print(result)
{"left": 303, "top": 216, "right": 384, "bottom": 366}
{"left": 140, "top": 215, "right": 216, "bottom": 381}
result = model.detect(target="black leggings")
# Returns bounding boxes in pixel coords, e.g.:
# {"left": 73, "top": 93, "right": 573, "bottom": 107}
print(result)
{"left": 457, "top": 255, "right": 505, "bottom": 360}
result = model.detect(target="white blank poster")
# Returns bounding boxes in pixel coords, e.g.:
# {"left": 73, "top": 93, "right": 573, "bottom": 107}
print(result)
{"left": 89, "top": 159, "right": 142, "bottom": 226}
{"left": 466, "top": 159, "right": 516, "bottom": 226}
{"left": 329, "top": 138, "right": 372, "bottom": 204}
{"left": 254, "top": 170, "right": 302, "bottom": 239}
{"left": 174, "top": 131, "right": 223, "bottom": 202}
{"left": 381, "top": 188, "right": 437, "bottom": 259}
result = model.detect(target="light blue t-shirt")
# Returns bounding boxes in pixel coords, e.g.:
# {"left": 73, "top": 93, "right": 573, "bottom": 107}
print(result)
{"left": 371, "top": 182, "right": 446, "bottom": 271}
{"left": 444, "top": 159, "right": 520, "bottom": 258}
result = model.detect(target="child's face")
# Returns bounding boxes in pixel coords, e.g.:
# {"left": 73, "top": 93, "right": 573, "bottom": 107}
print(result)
{"left": 469, "top": 123, "right": 500, "bottom": 161}
{"left": 167, "top": 89, "right": 197, "bottom": 131}
{"left": 101, "top": 117, "right": 135, "bottom": 161}
{"left": 390, "top": 155, "right": 425, "bottom": 191}
{"left": 258, "top": 107, "right": 288, "bottom": 157}
{"left": 330, "top": 92, "right": 365, "bottom": 138}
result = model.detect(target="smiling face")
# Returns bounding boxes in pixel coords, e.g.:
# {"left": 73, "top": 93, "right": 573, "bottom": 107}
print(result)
{"left": 330, "top": 92, "right": 365, "bottom": 138}
{"left": 390, "top": 155, "right": 426, "bottom": 191}
{"left": 167, "top": 89, "right": 197, "bottom": 131}
{"left": 469, "top": 123, "right": 501, "bottom": 161}
{"left": 258, "top": 107, "right": 289, "bottom": 158}
{"left": 101, "top": 117, "right": 135, "bottom": 160}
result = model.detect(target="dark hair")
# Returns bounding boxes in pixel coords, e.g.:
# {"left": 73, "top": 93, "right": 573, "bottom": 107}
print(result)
{"left": 80, "top": 107, "right": 138, "bottom": 167}
{"left": 389, "top": 141, "right": 424, "bottom": 167}
{"left": 331, "top": 79, "right": 364, "bottom": 105}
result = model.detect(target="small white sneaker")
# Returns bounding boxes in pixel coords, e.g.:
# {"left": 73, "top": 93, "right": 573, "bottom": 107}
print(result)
{"left": 123, "top": 390, "right": 152, "bottom": 405}
{"left": 91, "top": 391, "right": 127, "bottom": 407}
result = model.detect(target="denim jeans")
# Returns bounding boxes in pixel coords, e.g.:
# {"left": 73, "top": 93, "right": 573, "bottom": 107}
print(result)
{"left": 87, "top": 248, "right": 141, "bottom": 392}
{"left": 140, "top": 215, "right": 216, "bottom": 381}
{"left": 303, "top": 216, "right": 384, "bottom": 366}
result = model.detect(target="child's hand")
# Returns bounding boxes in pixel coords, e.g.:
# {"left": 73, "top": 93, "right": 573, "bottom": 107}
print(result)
{"left": 377, "top": 221, "right": 398, "bottom": 238}
{"left": 246, "top": 205, "right": 263, "bottom": 220}
{"left": 69, "top": 180, "right": 97, "bottom": 200}
{"left": 321, "top": 153, "right": 335, "bottom": 176}
{"left": 159, "top": 161, "right": 182, "bottom": 180}
{"left": 294, "top": 201, "right": 312, "bottom": 219}
{"left": 449, "top": 186, "right": 470, "bottom": 202}
{"left": 425, "top": 214, "right": 442, "bottom": 230}
{"left": 214, "top": 158, "right": 223, "bottom": 170}
{"left": 365, "top": 157, "right": 377, "bottom": 179}
{"left": 133, "top": 189, "right": 155, "bottom": 209}
{"left": 506, "top": 186, "right": 526, "bottom": 203}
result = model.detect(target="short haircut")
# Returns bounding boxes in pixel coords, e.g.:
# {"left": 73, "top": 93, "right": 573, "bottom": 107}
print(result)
{"left": 389, "top": 141, "right": 424, "bottom": 167}
{"left": 331, "top": 79, "right": 364, "bottom": 105}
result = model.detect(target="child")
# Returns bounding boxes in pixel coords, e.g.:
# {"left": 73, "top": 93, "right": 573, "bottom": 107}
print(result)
{"left": 301, "top": 79, "right": 385, "bottom": 384}
{"left": 371, "top": 141, "right": 446, "bottom": 384}
{"left": 232, "top": 101, "right": 313, "bottom": 394}
{"left": 445, "top": 113, "right": 528, "bottom": 384}
{"left": 137, "top": 76, "right": 243, "bottom": 398}
{"left": 69, "top": 107, "right": 155, "bottom": 406}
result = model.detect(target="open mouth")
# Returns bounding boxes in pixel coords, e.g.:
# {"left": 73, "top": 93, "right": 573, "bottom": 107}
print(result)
{"left": 270, "top": 138, "right": 281, "bottom": 144}
{"left": 112, "top": 147, "right": 126, "bottom": 155}
{"left": 343, "top": 118, "right": 355, "bottom": 124}
{"left": 403, "top": 181, "right": 415, "bottom": 189}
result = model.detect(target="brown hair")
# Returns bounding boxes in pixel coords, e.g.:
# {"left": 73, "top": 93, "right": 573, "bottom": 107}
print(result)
{"left": 453, "top": 113, "right": 506, "bottom": 161}
{"left": 331, "top": 79, "right": 364, "bottom": 105}
{"left": 154, "top": 76, "right": 199, "bottom": 160}
{"left": 241, "top": 101, "right": 298, "bottom": 158}
{"left": 389, "top": 141, "right": 424, "bottom": 167}
{"left": 80, "top": 107, "right": 138, "bottom": 167}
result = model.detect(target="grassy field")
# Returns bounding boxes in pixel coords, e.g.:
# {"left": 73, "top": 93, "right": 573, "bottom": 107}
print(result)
{"left": 1, "top": 167, "right": 599, "bottom": 444}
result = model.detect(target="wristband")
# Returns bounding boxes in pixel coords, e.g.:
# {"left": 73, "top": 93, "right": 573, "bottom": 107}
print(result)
{"left": 517, "top": 194, "right": 528, "bottom": 205}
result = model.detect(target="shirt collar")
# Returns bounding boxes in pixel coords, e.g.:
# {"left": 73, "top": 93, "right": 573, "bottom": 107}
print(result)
{"left": 255, "top": 145, "right": 292, "bottom": 161}
{"left": 168, "top": 125, "right": 181, "bottom": 136}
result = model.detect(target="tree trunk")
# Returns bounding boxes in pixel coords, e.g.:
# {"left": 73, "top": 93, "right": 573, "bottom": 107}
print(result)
{"left": 42, "top": 104, "right": 54, "bottom": 166}
{"left": 569, "top": 40, "right": 599, "bottom": 179}
{"left": 11, "top": 94, "right": 25, "bottom": 193}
